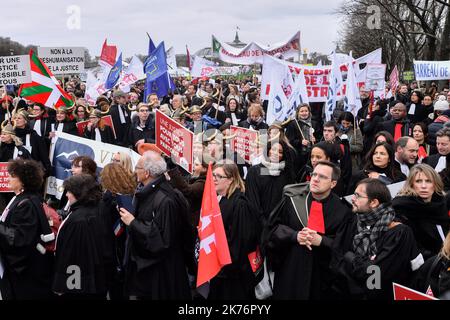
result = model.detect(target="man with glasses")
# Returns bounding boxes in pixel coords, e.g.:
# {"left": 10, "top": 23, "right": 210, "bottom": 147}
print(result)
{"left": 263, "top": 161, "right": 352, "bottom": 299}
{"left": 119, "top": 151, "right": 191, "bottom": 300}
{"left": 127, "top": 103, "right": 155, "bottom": 151}
{"left": 331, "top": 178, "right": 423, "bottom": 300}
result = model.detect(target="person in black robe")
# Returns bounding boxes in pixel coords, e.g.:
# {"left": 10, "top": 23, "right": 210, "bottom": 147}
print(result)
{"left": 238, "top": 104, "right": 269, "bottom": 131}
{"left": 262, "top": 161, "right": 352, "bottom": 299}
{"left": 48, "top": 106, "right": 79, "bottom": 138}
{"left": 245, "top": 139, "right": 296, "bottom": 226}
{"left": 331, "top": 178, "right": 423, "bottom": 300}
{"left": 13, "top": 109, "right": 52, "bottom": 177}
{"left": 392, "top": 164, "right": 450, "bottom": 260}
{"left": 119, "top": 151, "right": 191, "bottom": 300}
{"left": 127, "top": 103, "right": 155, "bottom": 150}
{"left": 83, "top": 109, "right": 115, "bottom": 144}
{"left": 208, "top": 161, "right": 261, "bottom": 300}
{"left": 109, "top": 90, "right": 132, "bottom": 146}
{"left": 0, "top": 159, "right": 54, "bottom": 299}
{"left": 52, "top": 174, "right": 107, "bottom": 299}
{"left": 347, "top": 142, "right": 406, "bottom": 194}
{"left": 411, "top": 232, "right": 450, "bottom": 299}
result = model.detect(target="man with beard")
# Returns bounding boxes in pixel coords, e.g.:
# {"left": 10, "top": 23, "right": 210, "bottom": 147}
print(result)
{"left": 331, "top": 178, "right": 423, "bottom": 300}
{"left": 263, "top": 161, "right": 352, "bottom": 299}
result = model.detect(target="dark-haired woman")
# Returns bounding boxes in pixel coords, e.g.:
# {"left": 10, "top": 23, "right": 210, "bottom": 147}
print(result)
{"left": 347, "top": 142, "right": 406, "bottom": 194}
{"left": 413, "top": 122, "right": 430, "bottom": 163}
{"left": 0, "top": 159, "right": 54, "bottom": 299}
{"left": 337, "top": 111, "right": 363, "bottom": 171}
{"left": 407, "top": 90, "right": 432, "bottom": 124}
{"left": 224, "top": 98, "right": 246, "bottom": 126}
{"left": 52, "top": 174, "right": 107, "bottom": 299}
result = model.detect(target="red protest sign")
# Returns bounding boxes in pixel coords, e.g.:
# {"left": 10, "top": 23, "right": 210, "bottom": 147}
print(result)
{"left": 75, "top": 115, "right": 116, "bottom": 139}
{"left": 155, "top": 109, "right": 193, "bottom": 174}
{"left": 230, "top": 126, "right": 259, "bottom": 162}
{"left": 0, "top": 162, "right": 11, "bottom": 192}
{"left": 393, "top": 283, "right": 438, "bottom": 300}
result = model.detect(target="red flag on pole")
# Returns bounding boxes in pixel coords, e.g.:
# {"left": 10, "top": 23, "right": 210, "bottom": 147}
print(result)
{"left": 186, "top": 45, "right": 192, "bottom": 71}
{"left": 100, "top": 39, "right": 117, "bottom": 67}
{"left": 196, "top": 163, "right": 231, "bottom": 291}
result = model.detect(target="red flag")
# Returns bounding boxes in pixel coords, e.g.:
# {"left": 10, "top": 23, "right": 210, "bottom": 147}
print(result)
{"left": 100, "top": 39, "right": 117, "bottom": 67}
{"left": 389, "top": 65, "right": 399, "bottom": 94}
{"left": 196, "top": 163, "right": 231, "bottom": 288}
{"left": 186, "top": 45, "right": 192, "bottom": 71}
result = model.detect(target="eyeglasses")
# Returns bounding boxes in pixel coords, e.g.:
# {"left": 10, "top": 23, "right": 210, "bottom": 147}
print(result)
{"left": 353, "top": 192, "right": 369, "bottom": 199}
{"left": 213, "top": 173, "right": 229, "bottom": 180}
{"left": 310, "top": 172, "right": 331, "bottom": 181}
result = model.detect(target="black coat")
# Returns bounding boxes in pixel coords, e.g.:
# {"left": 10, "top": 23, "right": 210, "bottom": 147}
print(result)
{"left": 264, "top": 188, "right": 352, "bottom": 299}
{"left": 406, "top": 102, "right": 433, "bottom": 124}
{"left": 331, "top": 215, "right": 421, "bottom": 300}
{"left": 83, "top": 124, "right": 116, "bottom": 145}
{"left": 124, "top": 175, "right": 191, "bottom": 299}
{"left": 52, "top": 201, "right": 107, "bottom": 296}
{"left": 14, "top": 126, "right": 52, "bottom": 177}
{"left": 127, "top": 116, "right": 155, "bottom": 149}
{"left": 0, "top": 192, "right": 53, "bottom": 299}
{"left": 0, "top": 143, "right": 31, "bottom": 162}
{"left": 423, "top": 153, "right": 443, "bottom": 169}
{"left": 53, "top": 120, "right": 79, "bottom": 137}
{"left": 109, "top": 104, "right": 132, "bottom": 145}
{"left": 376, "top": 119, "right": 412, "bottom": 139}
{"left": 238, "top": 119, "right": 269, "bottom": 131}
{"left": 392, "top": 194, "right": 450, "bottom": 259}
{"left": 208, "top": 190, "right": 261, "bottom": 300}
{"left": 347, "top": 167, "right": 406, "bottom": 195}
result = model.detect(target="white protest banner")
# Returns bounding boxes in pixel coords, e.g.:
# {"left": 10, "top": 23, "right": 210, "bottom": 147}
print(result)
{"left": 0, "top": 55, "right": 31, "bottom": 85}
{"left": 155, "top": 110, "right": 193, "bottom": 174}
{"left": 365, "top": 64, "right": 386, "bottom": 91}
{"left": 191, "top": 56, "right": 244, "bottom": 77}
{"left": 230, "top": 126, "right": 259, "bottom": 162}
{"left": 212, "top": 31, "right": 300, "bottom": 65}
{"left": 414, "top": 60, "right": 450, "bottom": 81}
{"left": 118, "top": 55, "right": 145, "bottom": 92}
{"left": 343, "top": 53, "right": 362, "bottom": 117}
{"left": 46, "top": 132, "right": 140, "bottom": 199}
{"left": 38, "top": 47, "right": 85, "bottom": 74}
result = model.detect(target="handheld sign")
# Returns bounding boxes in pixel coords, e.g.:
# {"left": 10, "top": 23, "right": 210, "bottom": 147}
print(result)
{"left": 230, "top": 125, "right": 259, "bottom": 163}
{"left": 37, "top": 47, "right": 85, "bottom": 75}
{"left": 0, "top": 55, "right": 31, "bottom": 85}
{"left": 393, "top": 283, "right": 438, "bottom": 300}
{"left": 0, "top": 162, "right": 11, "bottom": 193}
{"left": 155, "top": 110, "right": 194, "bottom": 174}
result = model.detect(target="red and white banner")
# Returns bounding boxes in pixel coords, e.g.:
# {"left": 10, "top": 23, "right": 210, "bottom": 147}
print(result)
{"left": 212, "top": 31, "right": 300, "bottom": 65}
{"left": 393, "top": 283, "right": 438, "bottom": 300}
{"left": 389, "top": 65, "right": 399, "bottom": 93}
{"left": 261, "top": 48, "right": 382, "bottom": 102}
{"left": 75, "top": 115, "right": 116, "bottom": 139}
{"left": 118, "top": 55, "right": 145, "bottom": 92}
{"left": 155, "top": 109, "right": 193, "bottom": 174}
{"left": 191, "top": 56, "right": 242, "bottom": 78}
{"left": 0, "top": 162, "right": 11, "bottom": 192}
{"left": 230, "top": 126, "right": 259, "bottom": 162}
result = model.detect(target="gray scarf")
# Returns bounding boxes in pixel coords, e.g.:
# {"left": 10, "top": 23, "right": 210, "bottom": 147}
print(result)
{"left": 353, "top": 203, "right": 395, "bottom": 258}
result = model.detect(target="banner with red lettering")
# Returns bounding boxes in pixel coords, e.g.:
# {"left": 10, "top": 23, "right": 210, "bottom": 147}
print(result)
{"left": 0, "top": 163, "right": 11, "bottom": 192}
{"left": 155, "top": 109, "right": 193, "bottom": 174}
{"left": 230, "top": 126, "right": 259, "bottom": 162}
{"left": 212, "top": 31, "right": 300, "bottom": 65}
{"left": 393, "top": 283, "right": 438, "bottom": 300}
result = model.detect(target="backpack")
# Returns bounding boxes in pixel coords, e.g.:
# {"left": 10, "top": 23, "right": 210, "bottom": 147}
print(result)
{"left": 153, "top": 188, "right": 197, "bottom": 275}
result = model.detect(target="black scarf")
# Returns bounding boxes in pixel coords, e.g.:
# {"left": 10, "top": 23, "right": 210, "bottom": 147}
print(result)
{"left": 353, "top": 203, "right": 396, "bottom": 258}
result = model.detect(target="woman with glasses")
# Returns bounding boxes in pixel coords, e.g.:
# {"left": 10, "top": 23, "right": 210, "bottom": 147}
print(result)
{"left": 347, "top": 142, "right": 405, "bottom": 194}
{"left": 392, "top": 164, "right": 450, "bottom": 259}
{"left": 127, "top": 103, "right": 155, "bottom": 151}
{"left": 73, "top": 104, "right": 89, "bottom": 122}
{"left": 208, "top": 160, "right": 261, "bottom": 300}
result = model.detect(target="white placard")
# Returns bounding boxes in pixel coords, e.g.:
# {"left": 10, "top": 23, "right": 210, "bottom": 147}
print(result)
{"left": 38, "top": 47, "right": 85, "bottom": 74}
{"left": 0, "top": 55, "right": 31, "bottom": 85}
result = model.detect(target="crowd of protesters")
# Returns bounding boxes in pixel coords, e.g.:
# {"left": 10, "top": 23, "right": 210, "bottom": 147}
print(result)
{"left": 0, "top": 75, "right": 449, "bottom": 300}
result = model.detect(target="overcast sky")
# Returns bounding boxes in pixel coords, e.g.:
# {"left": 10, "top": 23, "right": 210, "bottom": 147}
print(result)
{"left": 6, "top": 0, "right": 344, "bottom": 58}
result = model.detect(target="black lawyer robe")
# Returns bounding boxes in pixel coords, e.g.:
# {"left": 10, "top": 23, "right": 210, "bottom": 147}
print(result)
{"left": 330, "top": 216, "right": 422, "bottom": 300}
{"left": 264, "top": 187, "right": 352, "bottom": 300}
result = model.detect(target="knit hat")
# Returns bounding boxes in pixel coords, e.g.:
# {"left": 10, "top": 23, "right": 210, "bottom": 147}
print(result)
{"left": 434, "top": 95, "right": 449, "bottom": 111}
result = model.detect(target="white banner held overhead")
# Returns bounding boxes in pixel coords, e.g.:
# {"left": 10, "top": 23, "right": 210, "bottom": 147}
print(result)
{"left": 38, "top": 47, "right": 85, "bottom": 74}
{"left": 191, "top": 56, "right": 242, "bottom": 78}
{"left": 0, "top": 55, "right": 31, "bottom": 85}
{"left": 413, "top": 60, "right": 450, "bottom": 81}
{"left": 212, "top": 31, "right": 300, "bottom": 65}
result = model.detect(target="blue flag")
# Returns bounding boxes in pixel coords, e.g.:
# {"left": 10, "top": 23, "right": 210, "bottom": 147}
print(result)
{"left": 105, "top": 52, "right": 123, "bottom": 90}
{"left": 144, "top": 37, "right": 175, "bottom": 101}
{"left": 144, "top": 42, "right": 168, "bottom": 83}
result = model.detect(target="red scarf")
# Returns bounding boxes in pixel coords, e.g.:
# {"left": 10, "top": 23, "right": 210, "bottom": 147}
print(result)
{"left": 394, "top": 123, "right": 403, "bottom": 142}
{"left": 308, "top": 201, "right": 325, "bottom": 234}
{"left": 418, "top": 145, "right": 427, "bottom": 161}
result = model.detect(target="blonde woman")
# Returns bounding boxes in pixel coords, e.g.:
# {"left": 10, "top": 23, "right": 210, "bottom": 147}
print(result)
{"left": 392, "top": 164, "right": 450, "bottom": 259}
{"left": 111, "top": 151, "right": 134, "bottom": 176}
{"left": 207, "top": 160, "right": 260, "bottom": 300}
